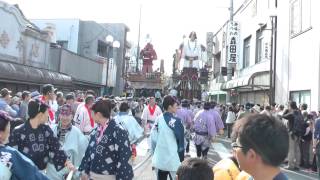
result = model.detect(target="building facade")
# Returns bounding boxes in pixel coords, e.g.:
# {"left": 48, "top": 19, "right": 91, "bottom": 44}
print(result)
{"left": 0, "top": 2, "right": 72, "bottom": 92}
{"left": 275, "top": 0, "right": 320, "bottom": 110}
{"left": 209, "top": 0, "right": 276, "bottom": 105}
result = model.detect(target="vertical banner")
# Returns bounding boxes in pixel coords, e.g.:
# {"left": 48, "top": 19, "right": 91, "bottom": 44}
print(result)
{"left": 227, "top": 21, "right": 240, "bottom": 64}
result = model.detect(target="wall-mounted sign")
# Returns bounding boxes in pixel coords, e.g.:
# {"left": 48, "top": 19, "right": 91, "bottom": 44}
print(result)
{"left": 227, "top": 21, "right": 240, "bottom": 64}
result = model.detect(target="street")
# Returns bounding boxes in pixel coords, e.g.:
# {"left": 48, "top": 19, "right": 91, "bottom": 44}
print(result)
{"left": 133, "top": 137, "right": 319, "bottom": 180}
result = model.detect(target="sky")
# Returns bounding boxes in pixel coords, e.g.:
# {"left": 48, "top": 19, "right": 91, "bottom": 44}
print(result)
{"left": 6, "top": 0, "right": 230, "bottom": 74}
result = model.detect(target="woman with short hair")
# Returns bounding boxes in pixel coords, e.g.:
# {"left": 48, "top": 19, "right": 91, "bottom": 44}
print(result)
{"left": 79, "top": 99, "right": 133, "bottom": 180}
{"left": 151, "top": 95, "right": 185, "bottom": 180}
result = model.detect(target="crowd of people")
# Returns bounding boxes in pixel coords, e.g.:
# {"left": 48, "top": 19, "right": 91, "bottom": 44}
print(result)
{"left": 0, "top": 84, "right": 319, "bottom": 180}
{"left": 219, "top": 101, "right": 320, "bottom": 174}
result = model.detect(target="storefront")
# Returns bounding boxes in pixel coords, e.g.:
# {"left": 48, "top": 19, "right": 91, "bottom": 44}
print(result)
{"left": 222, "top": 71, "right": 270, "bottom": 105}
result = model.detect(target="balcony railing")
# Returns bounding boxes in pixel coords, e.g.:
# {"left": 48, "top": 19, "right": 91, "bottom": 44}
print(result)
{"left": 128, "top": 72, "right": 162, "bottom": 83}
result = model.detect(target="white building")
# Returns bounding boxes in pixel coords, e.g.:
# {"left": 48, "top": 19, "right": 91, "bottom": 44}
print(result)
{"left": 32, "top": 19, "right": 128, "bottom": 95}
{"left": 32, "top": 19, "right": 80, "bottom": 53}
{"left": 275, "top": 0, "right": 320, "bottom": 110}
{"left": 210, "top": 0, "right": 276, "bottom": 105}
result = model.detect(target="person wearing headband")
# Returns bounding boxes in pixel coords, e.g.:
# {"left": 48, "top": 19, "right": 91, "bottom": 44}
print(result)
{"left": 46, "top": 104, "right": 88, "bottom": 180}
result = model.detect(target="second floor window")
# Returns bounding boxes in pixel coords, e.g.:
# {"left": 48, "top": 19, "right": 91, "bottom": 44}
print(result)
{"left": 255, "top": 28, "right": 264, "bottom": 64}
{"left": 97, "top": 40, "right": 108, "bottom": 58}
{"left": 57, "top": 40, "right": 68, "bottom": 49}
{"left": 290, "top": 0, "right": 311, "bottom": 37}
{"left": 243, "top": 36, "right": 251, "bottom": 68}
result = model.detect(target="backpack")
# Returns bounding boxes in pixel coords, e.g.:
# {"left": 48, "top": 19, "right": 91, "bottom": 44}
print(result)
{"left": 292, "top": 110, "right": 307, "bottom": 137}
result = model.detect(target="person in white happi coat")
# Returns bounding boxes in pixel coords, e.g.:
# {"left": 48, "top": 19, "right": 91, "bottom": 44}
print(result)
{"left": 73, "top": 95, "right": 96, "bottom": 136}
{"left": 46, "top": 104, "right": 88, "bottom": 180}
{"left": 141, "top": 97, "right": 162, "bottom": 134}
{"left": 141, "top": 97, "right": 162, "bottom": 149}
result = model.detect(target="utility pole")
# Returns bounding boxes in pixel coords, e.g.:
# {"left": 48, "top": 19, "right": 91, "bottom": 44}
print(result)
{"left": 269, "top": 15, "right": 277, "bottom": 105}
{"left": 136, "top": 5, "right": 142, "bottom": 72}
{"left": 226, "top": 0, "right": 233, "bottom": 103}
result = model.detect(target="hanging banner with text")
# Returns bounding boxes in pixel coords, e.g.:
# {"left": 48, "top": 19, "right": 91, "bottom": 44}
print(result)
{"left": 227, "top": 21, "right": 240, "bottom": 64}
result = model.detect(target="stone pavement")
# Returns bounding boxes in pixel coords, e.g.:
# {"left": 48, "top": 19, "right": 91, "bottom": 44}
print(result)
{"left": 132, "top": 137, "right": 156, "bottom": 180}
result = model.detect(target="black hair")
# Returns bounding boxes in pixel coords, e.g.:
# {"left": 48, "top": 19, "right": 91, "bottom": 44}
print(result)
{"left": 301, "top": 103, "right": 308, "bottom": 110}
{"left": 162, "top": 95, "right": 176, "bottom": 110}
{"left": 119, "top": 102, "right": 130, "bottom": 112}
{"left": 279, "top": 105, "right": 284, "bottom": 110}
{"left": 228, "top": 106, "right": 233, "bottom": 111}
{"left": 0, "top": 111, "right": 11, "bottom": 131}
{"left": 232, "top": 114, "right": 289, "bottom": 167}
{"left": 260, "top": 106, "right": 264, "bottom": 111}
{"left": 28, "top": 99, "right": 49, "bottom": 119}
{"left": 66, "top": 93, "right": 75, "bottom": 100}
{"left": 203, "top": 102, "right": 211, "bottom": 110}
{"left": 85, "top": 95, "right": 95, "bottom": 104}
{"left": 188, "top": 31, "right": 197, "bottom": 39}
{"left": 42, "top": 84, "right": 54, "bottom": 95}
{"left": 307, "top": 114, "right": 313, "bottom": 120}
{"left": 210, "top": 101, "right": 217, "bottom": 109}
{"left": 265, "top": 106, "right": 271, "bottom": 111}
{"left": 239, "top": 105, "right": 244, "bottom": 109}
{"left": 21, "top": 91, "right": 30, "bottom": 100}
{"left": 289, "top": 101, "right": 298, "bottom": 110}
{"left": 176, "top": 158, "right": 213, "bottom": 180}
{"left": 181, "top": 99, "right": 190, "bottom": 108}
{"left": 91, "top": 99, "right": 113, "bottom": 119}
{"left": 271, "top": 103, "right": 277, "bottom": 107}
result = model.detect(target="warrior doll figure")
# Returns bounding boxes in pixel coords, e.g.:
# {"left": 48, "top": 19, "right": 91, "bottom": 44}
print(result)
{"left": 140, "top": 43, "right": 157, "bottom": 73}
{"left": 180, "top": 31, "right": 202, "bottom": 70}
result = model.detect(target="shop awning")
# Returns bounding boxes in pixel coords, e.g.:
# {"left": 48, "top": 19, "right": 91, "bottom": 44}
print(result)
{"left": 0, "top": 61, "right": 72, "bottom": 86}
{"left": 208, "top": 81, "right": 227, "bottom": 95}
{"left": 222, "top": 71, "right": 270, "bottom": 90}
{"left": 208, "top": 90, "right": 227, "bottom": 95}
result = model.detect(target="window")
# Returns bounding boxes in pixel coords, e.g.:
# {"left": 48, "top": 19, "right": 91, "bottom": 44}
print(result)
{"left": 290, "top": 0, "right": 311, "bottom": 36}
{"left": 97, "top": 40, "right": 108, "bottom": 58}
{"left": 243, "top": 36, "right": 251, "bottom": 68}
{"left": 255, "top": 28, "right": 264, "bottom": 63}
{"left": 57, "top": 40, "right": 68, "bottom": 49}
{"left": 290, "top": 90, "right": 311, "bottom": 109}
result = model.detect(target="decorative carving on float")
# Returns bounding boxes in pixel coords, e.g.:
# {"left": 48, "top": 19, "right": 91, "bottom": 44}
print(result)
{"left": 0, "top": 30, "right": 10, "bottom": 48}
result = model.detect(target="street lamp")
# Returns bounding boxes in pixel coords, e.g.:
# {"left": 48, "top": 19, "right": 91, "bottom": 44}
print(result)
{"left": 106, "top": 35, "right": 114, "bottom": 44}
{"left": 104, "top": 35, "right": 121, "bottom": 96}
{"left": 113, "top": 40, "right": 120, "bottom": 48}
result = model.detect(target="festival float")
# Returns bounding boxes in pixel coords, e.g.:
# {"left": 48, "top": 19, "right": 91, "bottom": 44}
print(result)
{"left": 171, "top": 32, "right": 209, "bottom": 100}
